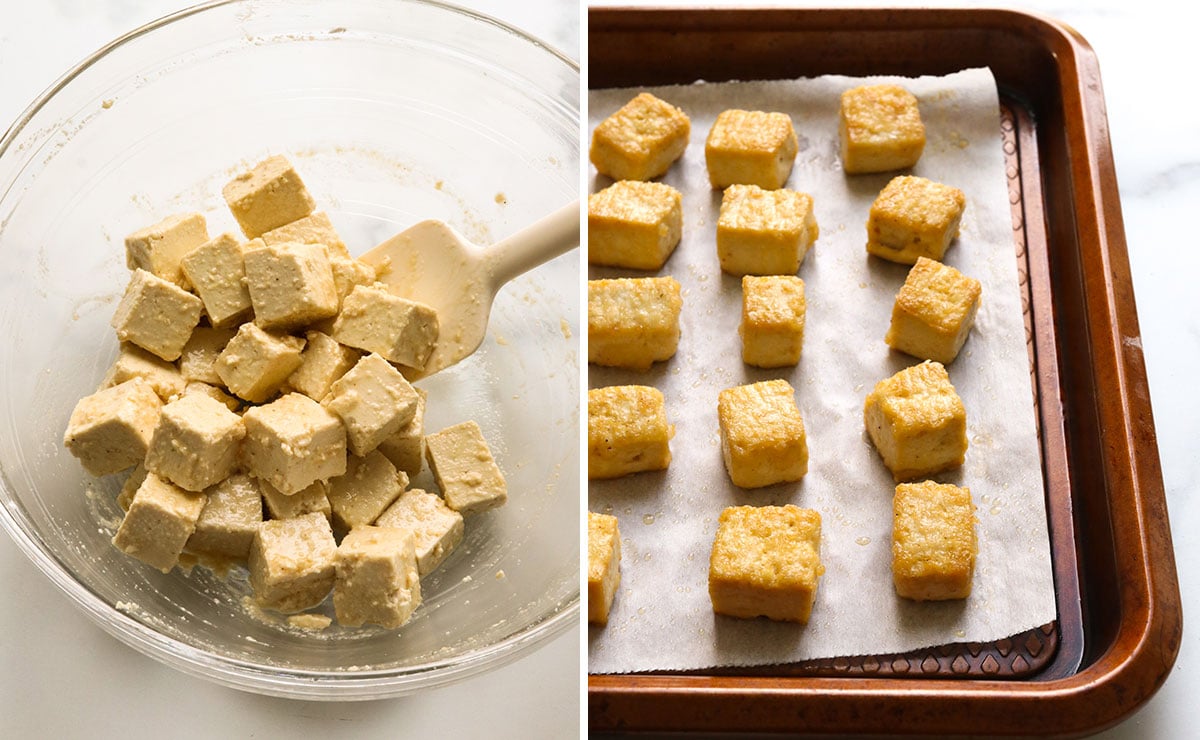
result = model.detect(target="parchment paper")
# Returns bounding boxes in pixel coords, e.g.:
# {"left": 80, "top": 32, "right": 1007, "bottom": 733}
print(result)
{"left": 587, "top": 68, "right": 1057, "bottom": 674}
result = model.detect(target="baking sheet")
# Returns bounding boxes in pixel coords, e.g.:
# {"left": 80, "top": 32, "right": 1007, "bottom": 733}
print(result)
{"left": 588, "top": 68, "right": 1056, "bottom": 674}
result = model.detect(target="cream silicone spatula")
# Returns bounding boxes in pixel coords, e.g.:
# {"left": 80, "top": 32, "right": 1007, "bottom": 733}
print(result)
{"left": 358, "top": 200, "right": 579, "bottom": 379}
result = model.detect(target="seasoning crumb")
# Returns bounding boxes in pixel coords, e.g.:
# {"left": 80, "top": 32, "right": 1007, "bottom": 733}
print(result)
{"left": 495, "top": 570, "right": 505, "bottom": 580}
{"left": 101, "top": 99, "right": 114, "bottom": 109}
{"left": 494, "top": 192, "right": 507, "bottom": 205}
{"left": 288, "top": 613, "right": 333, "bottom": 631}
{"left": 559, "top": 318, "right": 572, "bottom": 339}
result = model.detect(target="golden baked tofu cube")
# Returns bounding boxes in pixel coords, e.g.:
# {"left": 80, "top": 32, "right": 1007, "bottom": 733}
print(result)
{"left": 589, "top": 92, "right": 691, "bottom": 181}
{"left": 587, "top": 512, "right": 621, "bottom": 625}
{"left": 587, "top": 385, "right": 673, "bottom": 480}
{"left": 892, "top": 481, "right": 977, "bottom": 600}
{"left": 866, "top": 175, "right": 966, "bottom": 264}
{"left": 222, "top": 155, "right": 316, "bottom": 239}
{"left": 864, "top": 361, "right": 968, "bottom": 481}
{"left": 587, "top": 277, "right": 682, "bottom": 370}
{"left": 740, "top": 275, "right": 806, "bottom": 368}
{"left": 705, "top": 109, "right": 798, "bottom": 190}
{"left": 717, "top": 379, "right": 807, "bottom": 488}
{"left": 717, "top": 185, "right": 818, "bottom": 276}
{"left": 839, "top": 84, "right": 926, "bottom": 174}
{"left": 708, "top": 505, "right": 823, "bottom": 623}
{"left": 886, "top": 257, "right": 982, "bottom": 364}
{"left": 588, "top": 180, "right": 683, "bottom": 270}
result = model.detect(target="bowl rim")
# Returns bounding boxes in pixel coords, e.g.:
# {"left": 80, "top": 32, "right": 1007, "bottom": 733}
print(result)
{"left": 0, "top": 0, "right": 579, "bottom": 701}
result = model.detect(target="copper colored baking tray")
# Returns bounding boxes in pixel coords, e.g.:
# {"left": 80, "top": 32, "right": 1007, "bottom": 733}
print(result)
{"left": 588, "top": 7, "right": 1181, "bottom": 737}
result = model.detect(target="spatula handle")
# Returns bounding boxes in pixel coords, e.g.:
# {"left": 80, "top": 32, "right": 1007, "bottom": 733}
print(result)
{"left": 489, "top": 199, "right": 580, "bottom": 287}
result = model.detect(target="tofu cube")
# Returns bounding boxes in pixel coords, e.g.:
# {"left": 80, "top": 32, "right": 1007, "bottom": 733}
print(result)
{"left": 885, "top": 257, "right": 982, "bottom": 364}
{"left": 116, "top": 463, "right": 148, "bottom": 512}
{"left": 178, "top": 326, "right": 237, "bottom": 386}
{"left": 124, "top": 212, "right": 209, "bottom": 287}
{"left": 185, "top": 473, "right": 263, "bottom": 560}
{"left": 589, "top": 92, "right": 691, "bottom": 181}
{"left": 244, "top": 241, "right": 339, "bottom": 331}
{"left": 866, "top": 176, "right": 967, "bottom": 264}
{"left": 376, "top": 488, "right": 465, "bottom": 576}
{"left": 102, "top": 343, "right": 186, "bottom": 401}
{"left": 588, "top": 180, "right": 683, "bottom": 271}
{"left": 180, "top": 232, "right": 253, "bottom": 327}
{"left": 326, "top": 451, "right": 407, "bottom": 535}
{"left": 214, "top": 322, "right": 305, "bottom": 403}
{"left": 261, "top": 211, "right": 350, "bottom": 258}
{"left": 424, "top": 420, "right": 507, "bottom": 515}
{"left": 839, "top": 84, "right": 926, "bottom": 174}
{"left": 587, "top": 277, "right": 682, "bottom": 370}
{"left": 328, "top": 255, "right": 377, "bottom": 308}
{"left": 241, "top": 393, "right": 347, "bottom": 494}
{"left": 261, "top": 480, "right": 332, "bottom": 523}
{"left": 708, "top": 505, "right": 823, "bottom": 623}
{"left": 112, "top": 472, "right": 206, "bottom": 573}
{"left": 892, "top": 481, "right": 977, "bottom": 600}
{"left": 587, "top": 385, "right": 673, "bottom": 480}
{"left": 332, "top": 284, "right": 439, "bottom": 370}
{"left": 180, "top": 381, "right": 240, "bottom": 412}
{"left": 716, "top": 185, "right": 818, "bottom": 276}
{"left": 717, "top": 379, "right": 808, "bottom": 488}
{"left": 145, "top": 393, "right": 246, "bottom": 491}
{"left": 322, "top": 353, "right": 419, "bottom": 457}
{"left": 705, "top": 109, "right": 798, "bottom": 190}
{"left": 333, "top": 526, "right": 422, "bottom": 629}
{"left": 110, "top": 268, "right": 203, "bottom": 362}
{"left": 248, "top": 512, "right": 337, "bottom": 612}
{"left": 739, "top": 275, "right": 806, "bottom": 368}
{"left": 863, "top": 361, "right": 968, "bottom": 481}
{"left": 377, "top": 387, "right": 427, "bottom": 478}
{"left": 287, "top": 330, "right": 362, "bottom": 401}
{"left": 63, "top": 378, "right": 162, "bottom": 477}
{"left": 587, "top": 511, "right": 621, "bottom": 625}
{"left": 222, "top": 155, "right": 316, "bottom": 239}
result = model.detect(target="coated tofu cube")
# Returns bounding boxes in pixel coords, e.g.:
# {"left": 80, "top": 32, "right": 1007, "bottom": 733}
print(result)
{"left": 739, "top": 276, "right": 806, "bottom": 368}
{"left": 322, "top": 353, "right": 419, "bottom": 457}
{"left": 708, "top": 505, "right": 823, "bottom": 623}
{"left": 145, "top": 393, "right": 246, "bottom": 492}
{"left": 185, "top": 473, "right": 263, "bottom": 560}
{"left": 260, "top": 480, "right": 332, "bottom": 523}
{"left": 839, "top": 84, "right": 926, "bottom": 174}
{"left": 214, "top": 322, "right": 305, "bottom": 403}
{"left": 112, "top": 472, "right": 206, "bottom": 573}
{"left": 180, "top": 233, "right": 253, "bottom": 327}
{"left": 885, "top": 257, "right": 982, "bottom": 364}
{"left": 587, "top": 511, "right": 621, "bottom": 625}
{"left": 248, "top": 512, "right": 337, "bottom": 612}
{"left": 588, "top": 180, "right": 683, "bottom": 270}
{"left": 326, "top": 451, "right": 407, "bottom": 535}
{"left": 587, "top": 385, "right": 673, "bottom": 480}
{"left": 222, "top": 155, "right": 316, "bottom": 239}
{"left": 333, "top": 525, "right": 422, "bottom": 629}
{"left": 178, "top": 326, "right": 237, "bottom": 386}
{"left": 124, "top": 212, "right": 209, "bottom": 287}
{"left": 716, "top": 185, "right": 818, "bottom": 276}
{"left": 244, "top": 241, "right": 339, "bottom": 330}
{"left": 110, "top": 268, "right": 203, "bottom": 362}
{"left": 863, "top": 361, "right": 968, "bottom": 481}
{"left": 102, "top": 343, "right": 186, "bottom": 401}
{"left": 328, "top": 255, "right": 377, "bottom": 308}
{"left": 377, "top": 387, "right": 427, "bottom": 478}
{"left": 424, "top": 420, "right": 507, "bottom": 515}
{"left": 705, "top": 109, "right": 798, "bottom": 190}
{"left": 892, "top": 481, "right": 977, "bottom": 600}
{"left": 287, "top": 330, "right": 361, "bottom": 401}
{"left": 332, "top": 284, "right": 439, "bottom": 370}
{"left": 241, "top": 393, "right": 348, "bottom": 495}
{"left": 589, "top": 92, "right": 691, "bottom": 181}
{"left": 180, "top": 381, "right": 240, "bottom": 412}
{"left": 718, "top": 380, "right": 808, "bottom": 488}
{"left": 63, "top": 378, "right": 162, "bottom": 477}
{"left": 376, "top": 488, "right": 465, "bottom": 576}
{"left": 587, "top": 277, "right": 682, "bottom": 370}
{"left": 261, "top": 211, "right": 350, "bottom": 258}
{"left": 116, "top": 463, "right": 148, "bottom": 512}
{"left": 866, "top": 176, "right": 966, "bottom": 264}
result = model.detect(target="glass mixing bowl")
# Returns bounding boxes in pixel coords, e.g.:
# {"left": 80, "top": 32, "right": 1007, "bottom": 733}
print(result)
{"left": 0, "top": 0, "right": 579, "bottom": 699}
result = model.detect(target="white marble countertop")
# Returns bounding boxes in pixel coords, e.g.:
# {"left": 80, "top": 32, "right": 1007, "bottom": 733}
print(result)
{"left": 0, "top": 1, "right": 579, "bottom": 738}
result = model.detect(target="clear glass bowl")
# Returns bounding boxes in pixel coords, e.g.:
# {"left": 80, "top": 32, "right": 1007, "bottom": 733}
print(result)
{"left": 0, "top": 0, "right": 578, "bottom": 700}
